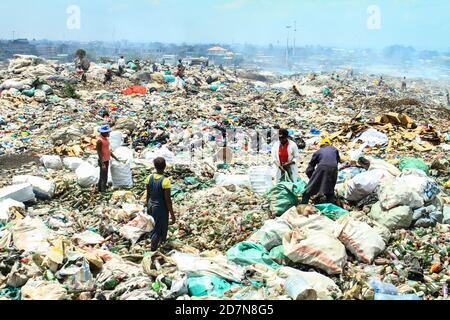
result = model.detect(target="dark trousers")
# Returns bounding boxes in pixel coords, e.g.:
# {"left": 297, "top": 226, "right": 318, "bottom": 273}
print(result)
{"left": 104, "top": 74, "right": 112, "bottom": 84}
{"left": 302, "top": 192, "right": 335, "bottom": 205}
{"left": 98, "top": 161, "right": 109, "bottom": 193}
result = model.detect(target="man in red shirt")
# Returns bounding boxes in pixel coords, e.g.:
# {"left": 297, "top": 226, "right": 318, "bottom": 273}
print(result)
{"left": 96, "top": 125, "right": 121, "bottom": 193}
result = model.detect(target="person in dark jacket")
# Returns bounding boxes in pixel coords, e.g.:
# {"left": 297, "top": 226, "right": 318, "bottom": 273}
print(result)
{"left": 301, "top": 137, "right": 340, "bottom": 205}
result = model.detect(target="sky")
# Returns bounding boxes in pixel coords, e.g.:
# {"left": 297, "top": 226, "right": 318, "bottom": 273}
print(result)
{"left": 0, "top": 0, "right": 449, "bottom": 50}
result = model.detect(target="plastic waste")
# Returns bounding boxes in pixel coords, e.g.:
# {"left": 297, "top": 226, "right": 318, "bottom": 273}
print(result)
{"left": 285, "top": 275, "right": 317, "bottom": 300}
{"left": 12, "top": 175, "right": 55, "bottom": 200}
{"left": 40, "top": 155, "right": 63, "bottom": 170}
{"left": 76, "top": 162, "right": 99, "bottom": 188}
{"left": 248, "top": 166, "right": 274, "bottom": 194}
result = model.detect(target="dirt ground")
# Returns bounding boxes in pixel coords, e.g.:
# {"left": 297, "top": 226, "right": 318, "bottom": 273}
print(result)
{"left": 0, "top": 152, "right": 40, "bottom": 171}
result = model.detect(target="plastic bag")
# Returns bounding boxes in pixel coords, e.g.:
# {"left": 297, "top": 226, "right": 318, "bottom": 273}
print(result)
{"left": 40, "top": 155, "right": 63, "bottom": 170}
{"left": 76, "top": 162, "right": 99, "bottom": 188}
{"left": 171, "top": 252, "right": 244, "bottom": 283}
{"left": 266, "top": 181, "right": 301, "bottom": 216}
{"left": 12, "top": 216, "right": 51, "bottom": 254}
{"left": 0, "top": 184, "right": 36, "bottom": 203}
{"left": 369, "top": 202, "right": 413, "bottom": 231}
{"left": 12, "top": 175, "right": 55, "bottom": 200}
{"left": 399, "top": 157, "right": 429, "bottom": 175}
{"left": 337, "top": 216, "right": 386, "bottom": 263}
{"left": 215, "top": 174, "right": 251, "bottom": 187}
{"left": 283, "top": 229, "right": 347, "bottom": 275}
{"left": 277, "top": 267, "right": 342, "bottom": 300}
{"left": 111, "top": 160, "right": 133, "bottom": 188}
{"left": 63, "top": 157, "right": 84, "bottom": 171}
{"left": 188, "top": 275, "right": 232, "bottom": 298}
{"left": 227, "top": 242, "right": 280, "bottom": 270}
{"left": 119, "top": 213, "right": 154, "bottom": 244}
{"left": 248, "top": 219, "right": 292, "bottom": 251}
{"left": 0, "top": 199, "right": 25, "bottom": 223}
{"left": 21, "top": 280, "right": 67, "bottom": 300}
{"left": 281, "top": 208, "right": 342, "bottom": 237}
{"left": 72, "top": 231, "right": 105, "bottom": 246}
{"left": 341, "top": 169, "right": 392, "bottom": 202}
{"left": 109, "top": 131, "right": 124, "bottom": 151}
{"left": 353, "top": 129, "right": 388, "bottom": 147}
{"left": 377, "top": 171, "right": 429, "bottom": 210}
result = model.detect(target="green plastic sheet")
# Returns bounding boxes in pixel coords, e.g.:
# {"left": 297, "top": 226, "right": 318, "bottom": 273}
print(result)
{"left": 315, "top": 203, "right": 349, "bottom": 220}
{"left": 399, "top": 157, "right": 429, "bottom": 175}
{"left": 188, "top": 276, "right": 232, "bottom": 298}
{"left": 227, "top": 242, "right": 280, "bottom": 269}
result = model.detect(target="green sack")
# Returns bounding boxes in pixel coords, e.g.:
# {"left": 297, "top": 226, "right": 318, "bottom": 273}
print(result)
{"left": 399, "top": 157, "right": 429, "bottom": 175}
{"left": 269, "top": 245, "right": 288, "bottom": 264}
{"left": 315, "top": 203, "right": 349, "bottom": 220}
{"left": 266, "top": 178, "right": 305, "bottom": 216}
{"left": 227, "top": 242, "right": 280, "bottom": 269}
{"left": 188, "top": 276, "right": 232, "bottom": 298}
{"left": 127, "top": 62, "right": 137, "bottom": 70}
{"left": 323, "top": 87, "right": 331, "bottom": 97}
{"left": 22, "top": 88, "right": 36, "bottom": 97}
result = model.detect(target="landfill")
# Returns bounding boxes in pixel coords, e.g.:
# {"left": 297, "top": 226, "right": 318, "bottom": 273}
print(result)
{"left": 0, "top": 54, "right": 449, "bottom": 301}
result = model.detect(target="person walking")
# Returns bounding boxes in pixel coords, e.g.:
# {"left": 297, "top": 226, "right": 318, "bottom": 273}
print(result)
{"left": 145, "top": 157, "right": 176, "bottom": 251}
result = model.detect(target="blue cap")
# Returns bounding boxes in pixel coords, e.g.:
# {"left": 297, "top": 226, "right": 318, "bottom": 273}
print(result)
{"left": 98, "top": 125, "right": 112, "bottom": 133}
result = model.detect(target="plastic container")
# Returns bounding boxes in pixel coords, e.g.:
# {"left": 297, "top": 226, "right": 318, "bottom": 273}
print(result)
{"left": 285, "top": 276, "right": 317, "bottom": 300}
{"left": 248, "top": 166, "right": 273, "bottom": 194}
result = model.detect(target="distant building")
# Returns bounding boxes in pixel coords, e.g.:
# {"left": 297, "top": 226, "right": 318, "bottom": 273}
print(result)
{"left": 207, "top": 46, "right": 232, "bottom": 65}
{"left": 0, "top": 39, "right": 37, "bottom": 60}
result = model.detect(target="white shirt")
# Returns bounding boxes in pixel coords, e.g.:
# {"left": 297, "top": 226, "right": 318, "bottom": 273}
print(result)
{"left": 271, "top": 140, "right": 299, "bottom": 166}
{"left": 118, "top": 58, "right": 126, "bottom": 67}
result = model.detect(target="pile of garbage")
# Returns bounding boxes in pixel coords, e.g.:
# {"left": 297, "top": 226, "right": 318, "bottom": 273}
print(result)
{"left": 1, "top": 54, "right": 449, "bottom": 300}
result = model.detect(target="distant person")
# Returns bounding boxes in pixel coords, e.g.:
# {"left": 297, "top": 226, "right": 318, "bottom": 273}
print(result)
{"left": 103, "top": 66, "right": 113, "bottom": 85}
{"left": 378, "top": 76, "right": 384, "bottom": 87}
{"left": 301, "top": 137, "right": 340, "bottom": 205}
{"left": 145, "top": 157, "right": 176, "bottom": 251}
{"left": 401, "top": 77, "right": 407, "bottom": 91}
{"left": 176, "top": 59, "right": 186, "bottom": 79}
{"left": 348, "top": 69, "right": 354, "bottom": 78}
{"left": 118, "top": 56, "right": 126, "bottom": 76}
{"left": 96, "top": 125, "right": 121, "bottom": 194}
{"left": 162, "top": 58, "right": 166, "bottom": 66}
{"left": 336, "top": 75, "right": 341, "bottom": 82}
{"left": 152, "top": 63, "right": 158, "bottom": 73}
{"left": 446, "top": 91, "right": 450, "bottom": 106}
{"left": 134, "top": 60, "right": 142, "bottom": 71}
{"left": 271, "top": 129, "right": 299, "bottom": 183}
{"left": 75, "top": 50, "right": 90, "bottom": 83}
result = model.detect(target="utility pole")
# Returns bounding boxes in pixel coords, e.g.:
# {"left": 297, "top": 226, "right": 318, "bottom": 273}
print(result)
{"left": 286, "top": 25, "right": 291, "bottom": 66}
{"left": 293, "top": 21, "right": 297, "bottom": 57}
